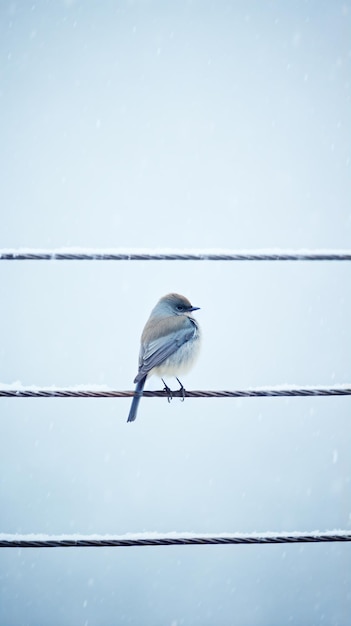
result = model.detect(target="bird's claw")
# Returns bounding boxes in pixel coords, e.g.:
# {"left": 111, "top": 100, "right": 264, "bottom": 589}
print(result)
{"left": 162, "top": 379, "right": 173, "bottom": 403}
{"left": 161, "top": 378, "right": 186, "bottom": 403}
{"left": 176, "top": 377, "right": 186, "bottom": 402}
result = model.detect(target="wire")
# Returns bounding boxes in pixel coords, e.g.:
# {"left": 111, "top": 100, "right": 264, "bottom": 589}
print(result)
{"left": 1, "top": 249, "right": 351, "bottom": 261}
{"left": 0, "top": 385, "right": 350, "bottom": 398}
{"left": 1, "top": 530, "right": 350, "bottom": 548}
{"left": 1, "top": 251, "right": 349, "bottom": 559}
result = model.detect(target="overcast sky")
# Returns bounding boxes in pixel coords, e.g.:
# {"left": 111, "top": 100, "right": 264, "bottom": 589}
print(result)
{"left": 1, "top": 1, "right": 350, "bottom": 625}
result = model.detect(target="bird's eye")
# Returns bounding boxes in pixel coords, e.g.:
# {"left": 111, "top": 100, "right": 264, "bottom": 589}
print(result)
{"left": 176, "top": 305, "right": 184, "bottom": 311}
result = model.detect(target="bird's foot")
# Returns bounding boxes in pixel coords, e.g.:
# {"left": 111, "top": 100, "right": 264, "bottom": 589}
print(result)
{"left": 176, "top": 377, "right": 186, "bottom": 402}
{"left": 162, "top": 379, "right": 173, "bottom": 403}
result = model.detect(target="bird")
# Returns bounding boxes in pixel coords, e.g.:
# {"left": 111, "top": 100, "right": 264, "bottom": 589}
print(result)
{"left": 127, "top": 293, "right": 201, "bottom": 422}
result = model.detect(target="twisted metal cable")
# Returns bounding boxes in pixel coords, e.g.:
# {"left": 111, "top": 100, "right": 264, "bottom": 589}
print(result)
{"left": 1, "top": 531, "right": 350, "bottom": 548}
{"left": 0, "top": 385, "right": 350, "bottom": 398}
{"left": 1, "top": 249, "right": 351, "bottom": 261}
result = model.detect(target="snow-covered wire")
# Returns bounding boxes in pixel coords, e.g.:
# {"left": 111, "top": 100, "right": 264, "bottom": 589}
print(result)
{"left": 0, "top": 530, "right": 350, "bottom": 549}
{"left": 1, "top": 248, "right": 351, "bottom": 261}
{"left": 0, "top": 384, "right": 350, "bottom": 398}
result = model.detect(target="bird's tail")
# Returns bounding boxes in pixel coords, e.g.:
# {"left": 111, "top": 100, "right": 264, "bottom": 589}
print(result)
{"left": 127, "top": 377, "right": 146, "bottom": 423}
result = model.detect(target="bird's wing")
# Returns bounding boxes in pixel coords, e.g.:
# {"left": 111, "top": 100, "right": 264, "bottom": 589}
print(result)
{"left": 134, "top": 316, "right": 197, "bottom": 381}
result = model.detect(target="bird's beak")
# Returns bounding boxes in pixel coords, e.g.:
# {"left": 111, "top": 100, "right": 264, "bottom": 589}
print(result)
{"left": 189, "top": 306, "right": 200, "bottom": 312}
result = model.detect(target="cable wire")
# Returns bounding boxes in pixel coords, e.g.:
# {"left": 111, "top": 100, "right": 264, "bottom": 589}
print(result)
{"left": 1, "top": 249, "right": 351, "bottom": 261}
{"left": 0, "top": 385, "right": 350, "bottom": 398}
{"left": 0, "top": 384, "right": 351, "bottom": 398}
{"left": 1, "top": 531, "right": 350, "bottom": 548}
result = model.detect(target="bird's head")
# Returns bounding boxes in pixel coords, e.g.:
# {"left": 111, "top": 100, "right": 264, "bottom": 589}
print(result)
{"left": 152, "top": 293, "right": 200, "bottom": 317}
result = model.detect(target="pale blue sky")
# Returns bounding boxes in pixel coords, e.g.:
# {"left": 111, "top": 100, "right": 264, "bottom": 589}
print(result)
{"left": 1, "top": 1, "right": 350, "bottom": 624}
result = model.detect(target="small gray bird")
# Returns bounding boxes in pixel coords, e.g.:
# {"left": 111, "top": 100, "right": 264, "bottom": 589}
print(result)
{"left": 127, "top": 293, "right": 201, "bottom": 422}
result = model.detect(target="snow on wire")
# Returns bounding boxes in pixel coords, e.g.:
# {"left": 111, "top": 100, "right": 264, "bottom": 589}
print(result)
{"left": 1, "top": 248, "right": 351, "bottom": 261}
{"left": 0, "top": 530, "right": 350, "bottom": 549}
{"left": 0, "top": 384, "right": 350, "bottom": 399}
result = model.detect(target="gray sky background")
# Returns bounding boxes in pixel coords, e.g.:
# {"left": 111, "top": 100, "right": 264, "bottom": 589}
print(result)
{"left": 0, "top": 1, "right": 350, "bottom": 625}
